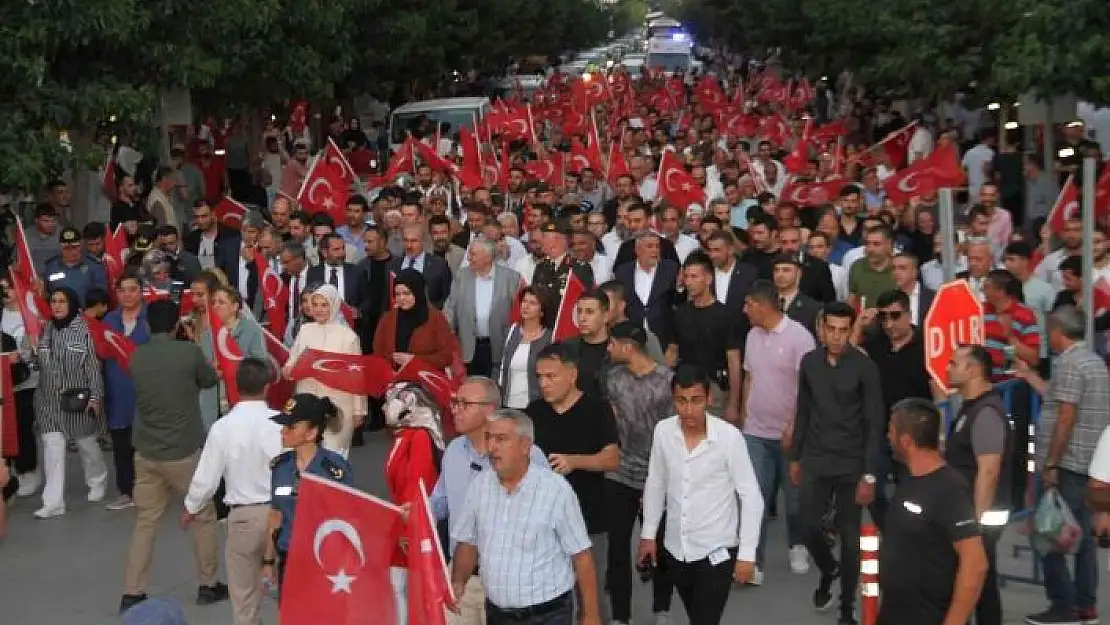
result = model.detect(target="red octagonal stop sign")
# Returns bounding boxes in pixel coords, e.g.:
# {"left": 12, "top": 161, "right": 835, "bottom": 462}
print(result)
{"left": 924, "top": 280, "right": 985, "bottom": 392}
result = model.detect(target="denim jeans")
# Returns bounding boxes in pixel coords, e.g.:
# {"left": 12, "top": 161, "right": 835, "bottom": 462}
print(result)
{"left": 744, "top": 434, "right": 803, "bottom": 566}
{"left": 1041, "top": 468, "right": 1098, "bottom": 613}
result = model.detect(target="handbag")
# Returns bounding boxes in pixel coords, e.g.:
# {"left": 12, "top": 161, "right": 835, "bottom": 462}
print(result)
{"left": 60, "top": 387, "right": 92, "bottom": 414}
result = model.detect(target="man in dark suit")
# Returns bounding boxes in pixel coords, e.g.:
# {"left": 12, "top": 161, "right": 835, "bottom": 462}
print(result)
{"left": 614, "top": 232, "right": 679, "bottom": 346}
{"left": 389, "top": 223, "right": 452, "bottom": 308}
{"left": 778, "top": 225, "right": 837, "bottom": 302}
{"left": 704, "top": 230, "right": 759, "bottom": 314}
{"left": 307, "top": 233, "right": 365, "bottom": 311}
{"left": 611, "top": 203, "right": 680, "bottom": 270}
{"left": 773, "top": 253, "right": 822, "bottom": 336}
{"left": 355, "top": 225, "right": 395, "bottom": 351}
{"left": 893, "top": 251, "right": 936, "bottom": 326}
{"left": 182, "top": 200, "right": 241, "bottom": 279}
{"left": 451, "top": 205, "right": 488, "bottom": 250}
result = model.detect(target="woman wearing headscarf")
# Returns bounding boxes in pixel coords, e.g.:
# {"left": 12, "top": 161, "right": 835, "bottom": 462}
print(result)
{"left": 23, "top": 286, "right": 108, "bottom": 518}
{"left": 373, "top": 269, "right": 456, "bottom": 371}
{"left": 283, "top": 284, "right": 366, "bottom": 457}
{"left": 382, "top": 382, "right": 445, "bottom": 625}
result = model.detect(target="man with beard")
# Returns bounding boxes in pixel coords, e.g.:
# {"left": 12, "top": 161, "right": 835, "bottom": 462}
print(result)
{"left": 428, "top": 215, "right": 466, "bottom": 275}
{"left": 1036, "top": 217, "right": 1082, "bottom": 291}
{"left": 777, "top": 226, "right": 836, "bottom": 303}
{"left": 514, "top": 226, "right": 547, "bottom": 285}
{"left": 601, "top": 174, "right": 639, "bottom": 228}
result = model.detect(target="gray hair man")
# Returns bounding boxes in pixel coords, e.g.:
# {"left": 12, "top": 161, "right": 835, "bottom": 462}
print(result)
{"left": 449, "top": 407, "right": 599, "bottom": 625}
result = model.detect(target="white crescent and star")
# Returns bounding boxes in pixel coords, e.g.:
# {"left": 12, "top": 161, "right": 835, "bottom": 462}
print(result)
{"left": 307, "top": 177, "right": 334, "bottom": 207}
{"left": 313, "top": 519, "right": 367, "bottom": 594}
{"left": 663, "top": 168, "right": 685, "bottom": 193}
{"left": 216, "top": 327, "right": 244, "bottom": 362}
{"left": 898, "top": 171, "right": 923, "bottom": 194}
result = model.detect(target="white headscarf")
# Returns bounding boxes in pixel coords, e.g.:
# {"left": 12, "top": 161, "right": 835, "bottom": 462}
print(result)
{"left": 312, "top": 284, "right": 346, "bottom": 326}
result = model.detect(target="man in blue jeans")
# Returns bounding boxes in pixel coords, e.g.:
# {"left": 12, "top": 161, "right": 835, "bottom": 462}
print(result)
{"left": 740, "top": 280, "right": 816, "bottom": 583}
{"left": 1015, "top": 306, "right": 1110, "bottom": 625}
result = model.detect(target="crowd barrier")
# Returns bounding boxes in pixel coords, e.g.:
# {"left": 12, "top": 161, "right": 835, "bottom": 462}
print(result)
{"left": 938, "top": 378, "right": 1044, "bottom": 587}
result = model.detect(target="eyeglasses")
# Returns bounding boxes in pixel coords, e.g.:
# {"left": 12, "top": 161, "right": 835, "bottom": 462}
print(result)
{"left": 450, "top": 397, "right": 491, "bottom": 409}
{"left": 877, "top": 310, "right": 905, "bottom": 323}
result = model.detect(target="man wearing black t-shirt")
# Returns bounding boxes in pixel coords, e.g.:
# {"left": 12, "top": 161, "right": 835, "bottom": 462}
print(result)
{"left": 857, "top": 289, "right": 932, "bottom": 529}
{"left": 560, "top": 289, "right": 612, "bottom": 400}
{"left": 526, "top": 342, "right": 620, "bottom": 620}
{"left": 877, "top": 398, "right": 987, "bottom": 625}
{"left": 666, "top": 252, "right": 745, "bottom": 423}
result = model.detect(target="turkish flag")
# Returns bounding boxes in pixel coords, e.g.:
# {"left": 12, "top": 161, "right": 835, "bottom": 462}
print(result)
{"left": 255, "top": 254, "right": 288, "bottom": 339}
{"left": 297, "top": 140, "right": 353, "bottom": 225}
{"left": 393, "top": 357, "right": 460, "bottom": 426}
{"left": 213, "top": 196, "right": 248, "bottom": 230}
{"left": 407, "top": 481, "right": 454, "bottom": 625}
{"left": 779, "top": 179, "right": 845, "bottom": 208}
{"left": 8, "top": 268, "right": 45, "bottom": 341}
{"left": 553, "top": 270, "right": 587, "bottom": 341}
{"left": 883, "top": 142, "right": 963, "bottom": 205}
{"left": 289, "top": 348, "right": 395, "bottom": 396}
{"left": 524, "top": 157, "right": 563, "bottom": 184}
{"left": 13, "top": 218, "right": 39, "bottom": 282}
{"left": 104, "top": 225, "right": 128, "bottom": 306}
{"left": 1047, "top": 168, "right": 1110, "bottom": 236}
{"left": 384, "top": 137, "right": 418, "bottom": 182}
{"left": 85, "top": 316, "right": 136, "bottom": 370}
{"left": 880, "top": 122, "right": 918, "bottom": 170}
{"left": 606, "top": 146, "right": 630, "bottom": 185}
{"left": 1, "top": 352, "right": 18, "bottom": 458}
{"left": 458, "top": 127, "right": 485, "bottom": 189}
{"left": 261, "top": 327, "right": 295, "bottom": 410}
{"left": 101, "top": 152, "right": 118, "bottom": 202}
{"left": 657, "top": 150, "right": 704, "bottom": 212}
{"left": 281, "top": 473, "right": 403, "bottom": 625}
{"left": 783, "top": 117, "right": 813, "bottom": 174}
{"left": 207, "top": 304, "right": 244, "bottom": 405}
{"left": 413, "top": 141, "right": 482, "bottom": 189}
{"left": 568, "top": 139, "right": 600, "bottom": 174}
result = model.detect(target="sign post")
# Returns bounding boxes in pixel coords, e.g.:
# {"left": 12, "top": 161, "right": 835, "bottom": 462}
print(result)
{"left": 924, "top": 281, "right": 986, "bottom": 393}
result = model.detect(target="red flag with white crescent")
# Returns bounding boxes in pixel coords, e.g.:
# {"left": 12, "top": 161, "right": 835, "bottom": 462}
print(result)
{"left": 393, "top": 357, "right": 460, "bottom": 427}
{"left": 296, "top": 144, "right": 352, "bottom": 226}
{"left": 553, "top": 271, "right": 587, "bottom": 341}
{"left": 213, "top": 196, "right": 249, "bottom": 230}
{"left": 207, "top": 304, "right": 245, "bottom": 405}
{"left": 9, "top": 268, "right": 45, "bottom": 341}
{"left": 261, "top": 327, "right": 295, "bottom": 410}
{"left": 13, "top": 218, "right": 39, "bottom": 282}
{"left": 1, "top": 352, "right": 18, "bottom": 457}
{"left": 280, "top": 474, "right": 402, "bottom": 625}
{"left": 406, "top": 480, "right": 454, "bottom": 625}
{"left": 85, "top": 316, "right": 136, "bottom": 370}
{"left": 657, "top": 150, "right": 704, "bottom": 212}
{"left": 255, "top": 254, "right": 288, "bottom": 339}
{"left": 288, "top": 348, "right": 395, "bottom": 396}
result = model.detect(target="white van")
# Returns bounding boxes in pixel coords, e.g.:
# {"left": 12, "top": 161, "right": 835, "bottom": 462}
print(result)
{"left": 388, "top": 97, "right": 491, "bottom": 153}
{"left": 645, "top": 37, "right": 693, "bottom": 76}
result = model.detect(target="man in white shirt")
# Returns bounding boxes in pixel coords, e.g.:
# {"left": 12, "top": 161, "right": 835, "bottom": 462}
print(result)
{"left": 961, "top": 132, "right": 997, "bottom": 200}
{"left": 659, "top": 205, "right": 701, "bottom": 262}
{"left": 181, "top": 359, "right": 282, "bottom": 625}
{"left": 639, "top": 365, "right": 763, "bottom": 625}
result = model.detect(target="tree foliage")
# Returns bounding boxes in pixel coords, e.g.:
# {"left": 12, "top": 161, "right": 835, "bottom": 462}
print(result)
{"left": 676, "top": 0, "right": 1110, "bottom": 104}
{"left": 0, "top": 0, "right": 607, "bottom": 192}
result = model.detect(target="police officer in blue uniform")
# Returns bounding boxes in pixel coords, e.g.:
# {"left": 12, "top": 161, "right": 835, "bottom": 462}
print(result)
{"left": 263, "top": 393, "right": 352, "bottom": 593}
{"left": 44, "top": 226, "right": 108, "bottom": 306}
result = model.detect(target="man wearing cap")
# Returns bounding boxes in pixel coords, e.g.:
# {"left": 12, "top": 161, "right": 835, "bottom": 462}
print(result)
{"left": 531, "top": 219, "right": 595, "bottom": 305}
{"left": 27, "top": 204, "right": 62, "bottom": 277}
{"left": 44, "top": 226, "right": 109, "bottom": 305}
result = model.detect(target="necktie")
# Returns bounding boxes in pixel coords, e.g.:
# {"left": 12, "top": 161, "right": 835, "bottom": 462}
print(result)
{"left": 330, "top": 267, "right": 339, "bottom": 288}
{"left": 780, "top": 297, "right": 788, "bottom": 313}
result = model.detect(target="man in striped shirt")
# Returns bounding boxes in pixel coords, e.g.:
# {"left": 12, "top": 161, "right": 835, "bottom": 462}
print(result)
{"left": 450, "top": 409, "right": 600, "bottom": 625}
{"left": 982, "top": 269, "right": 1040, "bottom": 380}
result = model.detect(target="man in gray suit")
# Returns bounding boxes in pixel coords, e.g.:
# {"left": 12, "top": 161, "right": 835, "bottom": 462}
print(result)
{"left": 443, "top": 237, "right": 522, "bottom": 377}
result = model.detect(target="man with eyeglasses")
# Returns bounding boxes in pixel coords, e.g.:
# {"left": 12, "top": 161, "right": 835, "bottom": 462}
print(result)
{"left": 430, "top": 376, "right": 547, "bottom": 625}
{"left": 854, "top": 289, "right": 932, "bottom": 530}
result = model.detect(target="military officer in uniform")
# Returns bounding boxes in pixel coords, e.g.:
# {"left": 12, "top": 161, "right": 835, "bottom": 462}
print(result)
{"left": 44, "top": 226, "right": 108, "bottom": 305}
{"left": 263, "top": 394, "right": 353, "bottom": 594}
{"left": 530, "top": 218, "right": 595, "bottom": 304}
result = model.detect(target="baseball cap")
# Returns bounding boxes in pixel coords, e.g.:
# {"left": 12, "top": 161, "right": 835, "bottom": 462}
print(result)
{"left": 610, "top": 321, "right": 647, "bottom": 347}
{"left": 59, "top": 226, "right": 82, "bottom": 246}
{"left": 271, "top": 393, "right": 331, "bottom": 429}
{"left": 772, "top": 251, "right": 803, "bottom": 267}
{"left": 121, "top": 597, "right": 187, "bottom": 625}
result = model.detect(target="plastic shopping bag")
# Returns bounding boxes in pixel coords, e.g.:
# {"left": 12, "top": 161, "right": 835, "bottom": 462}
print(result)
{"left": 1032, "top": 488, "right": 1082, "bottom": 555}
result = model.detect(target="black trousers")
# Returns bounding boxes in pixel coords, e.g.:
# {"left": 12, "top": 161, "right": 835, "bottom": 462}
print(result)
{"left": 604, "top": 480, "right": 673, "bottom": 621}
{"left": 465, "top": 338, "right": 493, "bottom": 377}
{"left": 486, "top": 591, "right": 573, "bottom": 625}
{"left": 800, "top": 472, "right": 861, "bottom": 618}
{"left": 977, "top": 527, "right": 1003, "bottom": 625}
{"left": 663, "top": 547, "right": 735, "bottom": 625}
{"left": 14, "top": 388, "right": 36, "bottom": 474}
{"left": 109, "top": 427, "right": 135, "bottom": 497}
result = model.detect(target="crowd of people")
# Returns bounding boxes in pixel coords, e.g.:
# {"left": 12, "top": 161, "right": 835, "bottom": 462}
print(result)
{"left": 3, "top": 48, "right": 1110, "bottom": 625}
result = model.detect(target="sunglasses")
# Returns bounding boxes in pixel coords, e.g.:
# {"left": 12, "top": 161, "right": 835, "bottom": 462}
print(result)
{"left": 877, "top": 310, "right": 905, "bottom": 323}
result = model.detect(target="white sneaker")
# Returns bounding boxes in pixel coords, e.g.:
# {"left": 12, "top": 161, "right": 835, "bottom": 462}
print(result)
{"left": 87, "top": 487, "right": 106, "bottom": 503}
{"left": 654, "top": 613, "right": 673, "bottom": 625}
{"left": 15, "top": 471, "right": 40, "bottom": 497}
{"left": 33, "top": 506, "right": 65, "bottom": 519}
{"left": 747, "top": 566, "right": 764, "bottom": 586}
{"left": 789, "top": 545, "right": 811, "bottom": 575}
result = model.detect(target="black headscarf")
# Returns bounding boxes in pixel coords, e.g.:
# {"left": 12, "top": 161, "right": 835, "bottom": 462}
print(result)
{"left": 50, "top": 286, "right": 81, "bottom": 330}
{"left": 393, "top": 268, "right": 429, "bottom": 353}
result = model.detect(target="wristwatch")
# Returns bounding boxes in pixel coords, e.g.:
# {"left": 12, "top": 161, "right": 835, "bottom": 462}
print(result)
{"left": 862, "top": 474, "right": 877, "bottom": 485}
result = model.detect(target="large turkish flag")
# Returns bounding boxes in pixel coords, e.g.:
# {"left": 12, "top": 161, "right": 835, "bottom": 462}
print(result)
{"left": 207, "top": 304, "right": 244, "bottom": 404}
{"left": 281, "top": 474, "right": 403, "bottom": 625}
{"left": 288, "top": 348, "right": 395, "bottom": 396}
{"left": 406, "top": 481, "right": 453, "bottom": 625}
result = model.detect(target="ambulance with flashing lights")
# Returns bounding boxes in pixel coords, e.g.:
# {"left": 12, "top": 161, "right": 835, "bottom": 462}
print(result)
{"left": 645, "top": 36, "right": 693, "bottom": 76}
